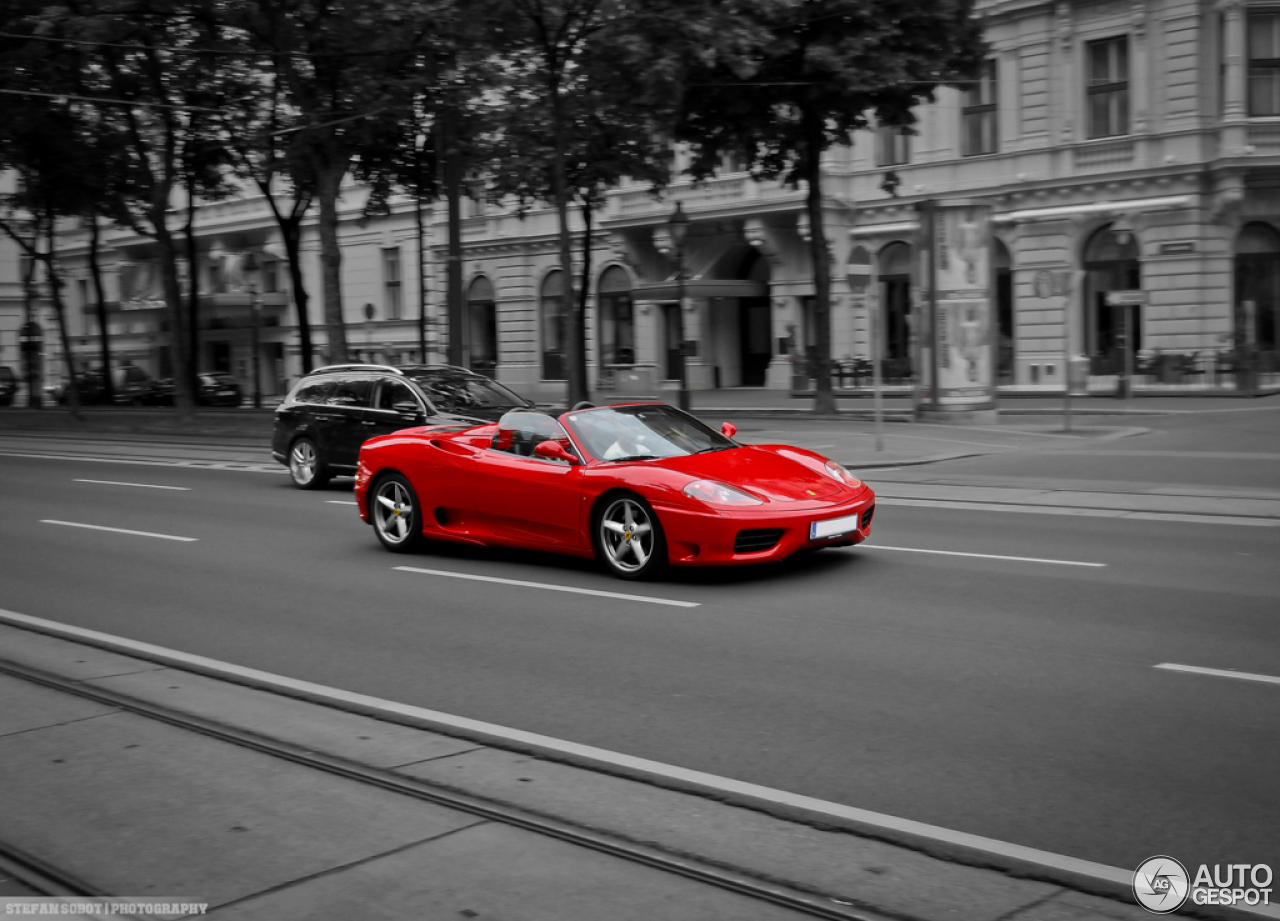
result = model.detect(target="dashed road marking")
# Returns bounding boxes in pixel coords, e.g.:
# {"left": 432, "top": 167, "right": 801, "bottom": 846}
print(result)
{"left": 74, "top": 478, "right": 191, "bottom": 491}
{"left": 862, "top": 544, "right": 1106, "bottom": 567}
{"left": 40, "top": 520, "right": 198, "bottom": 542}
{"left": 394, "top": 566, "right": 700, "bottom": 607}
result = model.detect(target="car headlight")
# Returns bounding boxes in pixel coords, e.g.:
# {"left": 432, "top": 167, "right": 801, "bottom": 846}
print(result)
{"left": 824, "top": 461, "right": 863, "bottom": 490}
{"left": 683, "top": 479, "right": 764, "bottom": 506}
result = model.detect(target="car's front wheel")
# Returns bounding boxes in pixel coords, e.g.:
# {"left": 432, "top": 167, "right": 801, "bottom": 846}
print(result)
{"left": 371, "top": 473, "right": 424, "bottom": 553}
{"left": 593, "top": 493, "right": 666, "bottom": 580}
{"left": 288, "top": 437, "right": 329, "bottom": 490}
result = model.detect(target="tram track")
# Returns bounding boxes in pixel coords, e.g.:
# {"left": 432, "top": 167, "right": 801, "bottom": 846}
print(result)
{"left": 0, "top": 657, "right": 888, "bottom": 921}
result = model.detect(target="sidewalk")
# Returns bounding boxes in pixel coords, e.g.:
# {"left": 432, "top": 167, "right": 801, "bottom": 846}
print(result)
{"left": 0, "top": 618, "right": 1180, "bottom": 921}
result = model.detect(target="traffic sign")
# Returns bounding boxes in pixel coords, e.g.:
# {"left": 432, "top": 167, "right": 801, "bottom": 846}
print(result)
{"left": 1105, "top": 290, "right": 1147, "bottom": 307}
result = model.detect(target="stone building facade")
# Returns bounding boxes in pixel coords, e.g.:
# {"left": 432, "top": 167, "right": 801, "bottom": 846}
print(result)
{"left": 5, "top": 0, "right": 1278, "bottom": 404}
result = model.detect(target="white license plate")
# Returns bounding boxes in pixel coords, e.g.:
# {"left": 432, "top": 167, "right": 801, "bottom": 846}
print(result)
{"left": 810, "top": 512, "right": 861, "bottom": 541}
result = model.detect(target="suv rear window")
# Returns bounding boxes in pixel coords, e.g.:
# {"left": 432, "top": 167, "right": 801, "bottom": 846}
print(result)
{"left": 291, "top": 380, "right": 335, "bottom": 404}
{"left": 329, "top": 378, "right": 374, "bottom": 408}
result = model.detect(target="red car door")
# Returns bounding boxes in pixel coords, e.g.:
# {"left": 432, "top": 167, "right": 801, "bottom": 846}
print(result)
{"left": 471, "top": 414, "right": 585, "bottom": 549}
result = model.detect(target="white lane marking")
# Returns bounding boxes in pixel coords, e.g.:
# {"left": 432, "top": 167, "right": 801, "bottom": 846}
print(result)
{"left": 862, "top": 544, "right": 1106, "bottom": 568}
{"left": 0, "top": 607, "right": 1134, "bottom": 893}
{"left": 327, "top": 500, "right": 359, "bottom": 506}
{"left": 75, "top": 478, "right": 191, "bottom": 491}
{"left": 40, "top": 520, "right": 198, "bottom": 542}
{"left": 1155, "top": 663, "right": 1280, "bottom": 686}
{"left": 0, "top": 450, "right": 285, "bottom": 474}
{"left": 881, "top": 497, "right": 1280, "bottom": 527}
{"left": 395, "top": 566, "right": 699, "bottom": 608}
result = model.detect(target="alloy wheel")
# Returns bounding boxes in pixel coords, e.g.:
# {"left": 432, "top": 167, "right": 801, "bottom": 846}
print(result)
{"left": 373, "top": 476, "right": 420, "bottom": 550}
{"left": 599, "top": 497, "right": 656, "bottom": 575}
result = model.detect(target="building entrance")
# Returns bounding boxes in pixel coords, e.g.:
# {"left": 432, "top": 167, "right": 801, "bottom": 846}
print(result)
{"left": 739, "top": 297, "right": 771, "bottom": 386}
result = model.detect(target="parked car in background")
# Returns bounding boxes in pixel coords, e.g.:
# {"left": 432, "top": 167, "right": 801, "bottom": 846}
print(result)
{"left": 196, "top": 372, "right": 242, "bottom": 407}
{"left": 0, "top": 366, "right": 17, "bottom": 406}
{"left": 146, "top": 378, "right": 176, "bottom": 406}
{"left": 111, "top": 364, "right": 154, "bottom": 405}
{"left": 272, "top": 363, "right": 535, "bottom": 489}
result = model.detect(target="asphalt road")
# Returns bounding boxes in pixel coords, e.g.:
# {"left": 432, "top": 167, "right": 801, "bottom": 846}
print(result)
{"left": 1, "top": 431, "right": 1277, "bottom": 880}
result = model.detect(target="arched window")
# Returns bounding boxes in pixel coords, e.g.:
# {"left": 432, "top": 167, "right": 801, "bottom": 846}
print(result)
{"left": 1083, "top": 224, "right": 1141, "bottom": 370}
{"left": 597, "top": 266, "right": 634, "bottom": 369}
{"left": 540, "top": 271, "right": 566, "bottom": 381}
{"left": 467, "top": 276, "right": 498, "bottom": 377}
{"left": 1235, "top": 222, "right": 1280, "bottom": 352}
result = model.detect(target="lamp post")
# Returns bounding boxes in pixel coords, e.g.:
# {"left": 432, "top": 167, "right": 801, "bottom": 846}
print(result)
{"left": 846, "top": 251, "right": 881, "bottom": 452}
{"left": 243, "top": 253, "right": 263, "bottom": 410}
{"left": 668, "top": 202, "right": 690, "bottom": 412}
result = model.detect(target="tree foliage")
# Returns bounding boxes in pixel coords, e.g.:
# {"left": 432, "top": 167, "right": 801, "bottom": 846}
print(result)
{"left": 677, "top": 0, "right": 987, "bottom": 412}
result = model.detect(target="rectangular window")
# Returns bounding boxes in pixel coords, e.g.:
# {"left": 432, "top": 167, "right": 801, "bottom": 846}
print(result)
{"left": 875, "top": 125, "right": 911, "bottom": 166}
{"left": 962, "top": 59, "right": 999, "bottom": 156}
{"left": 1249, "top": 11, "right": 1280, "bottom": 116}
{"left": 78, "top": 279, "right": 91, "bottom": 310}
{"left": 382, "top": 247, "right": 402, "bottom": 321}
{"left": 1086, "top": 36, "right": 1129, "bottom": 139}
{"left": 262, "top": 260, "right": 279, "bottom": 294}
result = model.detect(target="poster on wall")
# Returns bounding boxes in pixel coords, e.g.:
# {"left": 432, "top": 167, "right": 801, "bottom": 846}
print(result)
{"left": 930, "top": 200, "right": 995, "bottom": 409}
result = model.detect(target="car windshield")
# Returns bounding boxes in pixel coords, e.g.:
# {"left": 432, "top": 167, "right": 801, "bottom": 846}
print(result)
{"left": 406, "top": 371, "right": 528, "bottom": 415}
{"left": 565, "top": 404, "right": 735, "bottom": 461}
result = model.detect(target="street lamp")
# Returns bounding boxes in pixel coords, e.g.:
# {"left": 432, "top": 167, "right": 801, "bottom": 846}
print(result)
{"left": 243, "top": 252, "right": 262, "bottom": 410}
{"left": 668, "top": 201, "right": 690, "bottom": 411}
{"left": 846, "top": 248, "right": 882, "bottom": 452}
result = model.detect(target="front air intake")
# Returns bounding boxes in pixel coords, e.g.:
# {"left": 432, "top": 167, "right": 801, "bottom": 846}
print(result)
{"left": 734, "top": 529, "right": 784, "bottom": 554}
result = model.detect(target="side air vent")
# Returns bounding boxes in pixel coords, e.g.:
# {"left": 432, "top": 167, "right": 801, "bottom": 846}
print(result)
{"left": 861, "top": 505, "right": 875, "bottom": 529}
{"left": 734, "top": 529, "right": 784, "bottom": 554}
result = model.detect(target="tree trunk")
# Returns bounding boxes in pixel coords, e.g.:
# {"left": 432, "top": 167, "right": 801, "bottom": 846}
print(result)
{"left": 88, "top": 212, "right": 114, "bottom": 404}
{"left": 185, "top": 171, "right": 200, "bottom": 388}
{"left": 151, "top": 193, "right": 195, "bottom": 416}
{"left": 20, "top": 236, "right": 42, "bottom": 409}
{"left": 443, "top": 103, "right": 464, "bottom": 368}
{"left": 43, "top": 210, "right": 81, "bottom": 419}
{"left": 315, "top": 161, "right": 350, "bottom": 364}
{"left": 803, "top": 106, "right": 835, "bottom": 415}
{"left": 280, "top": 219, "right": 314, "bottom": 374}
{"left": 577, "top": 198, "right": 593, "bottom": 397}
{"left": 550, "top": 88, "right": 586, "bottom": 407}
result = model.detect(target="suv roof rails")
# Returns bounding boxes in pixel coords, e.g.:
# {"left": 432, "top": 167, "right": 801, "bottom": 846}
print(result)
{"left": 398, "top": 364, "right": 476, "bottom": 374}
{"left": 307, "top": 363, "right": 404, "bottom": 376}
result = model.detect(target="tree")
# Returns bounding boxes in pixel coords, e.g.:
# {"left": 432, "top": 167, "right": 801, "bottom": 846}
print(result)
{"left": 486, "top": 64, "right": 674, "bottom": 394}
{"left": 490, "top": 0, "right": 695, "bottom": 405}
{"left": 677, "top": 0, "right": 986, "bottom": 413}
{"left": 226, "top": 0, "right": 449, "bottom": 366}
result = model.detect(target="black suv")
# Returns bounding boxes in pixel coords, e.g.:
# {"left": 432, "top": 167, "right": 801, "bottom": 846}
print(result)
{"left": 272, "top": 364, "right": 535, "bottom": 489}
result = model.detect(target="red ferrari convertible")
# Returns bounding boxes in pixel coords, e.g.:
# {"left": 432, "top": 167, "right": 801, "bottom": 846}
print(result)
{"left": 354, "top": 402, "right": 875, "bottom": 579}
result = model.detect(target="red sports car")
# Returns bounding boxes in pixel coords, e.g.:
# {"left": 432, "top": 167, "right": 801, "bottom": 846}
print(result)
{"left": 354, "top": 402, "right": 875, "bottom": 579}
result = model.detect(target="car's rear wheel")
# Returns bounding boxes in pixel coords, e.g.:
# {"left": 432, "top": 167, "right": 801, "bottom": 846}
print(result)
{"left": 288, "top": 437, "right": 329, "bottom": 490}
{"left": 371, "top": 473, "right": 424, "bottom": 553}
{"left": 593, "top": 493, "right": 666, "bottom": 580}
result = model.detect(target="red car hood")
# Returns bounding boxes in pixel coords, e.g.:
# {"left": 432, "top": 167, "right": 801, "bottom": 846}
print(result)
{"left": 643, "top": 446, "right": 844, "bottom": 502}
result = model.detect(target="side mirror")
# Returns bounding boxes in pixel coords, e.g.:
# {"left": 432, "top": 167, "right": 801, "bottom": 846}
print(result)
{"left": 534, "top": 440, "right": 579, "bottom": 464}
{"left": 720, "top": 422, "right": 737, "bottom": 439}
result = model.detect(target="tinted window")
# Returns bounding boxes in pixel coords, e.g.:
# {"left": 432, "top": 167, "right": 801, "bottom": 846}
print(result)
{"left": 292, "top": 380, "right": 334, "bottom": 405}
{"left": 375, "top": 379, "right": 422, "bottom": 414}
{"left": 407, "top": 372, "right": 527, "bottom": 414}
{"left": 329, "top": 378, "right": 374, "bottom": 408}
